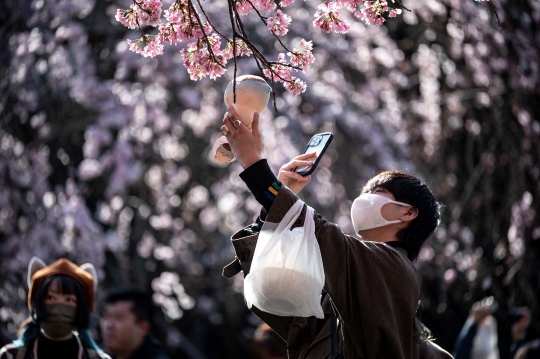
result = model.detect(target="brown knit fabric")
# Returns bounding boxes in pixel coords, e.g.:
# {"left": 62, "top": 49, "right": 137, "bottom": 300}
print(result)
{"left": 28, "top": 259, "right": 96, "bottom": 312}
{"left": 225, "top": 186, "right": 426, "bottom": 359}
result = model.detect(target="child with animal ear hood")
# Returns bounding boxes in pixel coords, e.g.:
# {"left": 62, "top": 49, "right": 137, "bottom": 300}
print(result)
{"left": 0, "top": 257, "right": 111, "bottom": 359}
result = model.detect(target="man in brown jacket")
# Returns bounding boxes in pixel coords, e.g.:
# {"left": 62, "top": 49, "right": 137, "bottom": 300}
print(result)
{"left": 221, "top": 107, "right": 452, "bottom": 359}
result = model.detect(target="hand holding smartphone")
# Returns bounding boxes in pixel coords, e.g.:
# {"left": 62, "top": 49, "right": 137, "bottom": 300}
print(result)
{"left": 295, "top": 132, "right": 334, "bottom": 176}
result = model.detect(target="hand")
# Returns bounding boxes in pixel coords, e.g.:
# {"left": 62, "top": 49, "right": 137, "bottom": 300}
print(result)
{"left": 277, "top": 152, "right": 316, "bottom": 195}
{"left": 471, "top": 297, "right": 496, "bottom": 324}
{"left": 221, "top": 105, "right": 262, "bottom": 169}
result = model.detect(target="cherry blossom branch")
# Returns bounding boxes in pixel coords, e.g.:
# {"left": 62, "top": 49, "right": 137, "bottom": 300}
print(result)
{"left": 487, "top": 1, "right": 502, "bottom": 28}
{"left": 243, "top": 0, "right": 294, "bottom": 53}
{"left": 187, "top": 0, "right": 226, "bottom": 68}
{"left": 227, "top": 0, "right": 239, "bottom": 103}
{"left": 194, "top": 0, "right": 228, "bottom": 39}
{"left": 117, "top": 0, "right": 502, "bottom": 96}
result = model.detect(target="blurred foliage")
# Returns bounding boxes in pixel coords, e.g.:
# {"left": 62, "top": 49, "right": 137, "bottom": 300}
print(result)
{"left": 1, "top": 0, "right": 539, "bottom": 357}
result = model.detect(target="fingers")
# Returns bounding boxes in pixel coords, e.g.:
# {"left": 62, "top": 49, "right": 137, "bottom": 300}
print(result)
{"left": 252, "top": 112, "right": 260, "bottom": 136}
{"left": 223, "top": 105, "right": 249, "bottom": 134}
{"left": 296, "top": 152, "right": 317, "bottom": 160}
{"left": 220, "top": 125, "right": 231, "bottom": 137}
{"left": 279, "top": 170, "right": 311, "bottom": 182}
{"left": 223, "top": 115, "right": 237, "bottom": 135}
{"left": 280, "top": 159, "right": 314, "bottom": 171}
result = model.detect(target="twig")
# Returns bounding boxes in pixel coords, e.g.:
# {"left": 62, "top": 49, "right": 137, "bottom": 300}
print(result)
{"left": 195, "top": 0, "right": 229, "bottom": 39}
{"left": 243, "top": 0, "right": 295, "bottom": 53}
{"left": 227, "top": 0, "right": 238, "bottom": 103}
{"left": 487, "top": 1, "right": 502, "bottom": 28}
{"left": 393, "top": 0, "right": 411, "bottom": 12}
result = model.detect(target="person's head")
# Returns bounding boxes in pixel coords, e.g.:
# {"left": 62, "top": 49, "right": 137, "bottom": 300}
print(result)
{"left": 31, "top": 274, "right": 90, "bottom": 332}
{"left": 20, "top": 257, "right": 99, "bottom": 344}
{"left": 357, "top": 170, "right": 441, "bottom": 260}
{"left": 252, "top": 323, "right": 287, "bottom": 359}
{"left": 101, "top": 288, "right": 153, "bottom": 355}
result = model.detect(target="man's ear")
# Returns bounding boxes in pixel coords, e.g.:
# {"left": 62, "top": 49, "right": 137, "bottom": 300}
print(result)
{"left": 404, "top": 207, "right": 419, "bottom": 222}
{"left": 137, "top": 320, "right": 151, "bottom": 336}
{"left": 28, "top": 257, "right": 47, "bottom": 288}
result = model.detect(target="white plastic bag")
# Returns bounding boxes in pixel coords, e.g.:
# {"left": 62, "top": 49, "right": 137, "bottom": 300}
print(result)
{"left": 244, "top": 200, "right": 325, "bottom": 318}
{"left": 471, "top": 315, "right": 499, "bottom": 359}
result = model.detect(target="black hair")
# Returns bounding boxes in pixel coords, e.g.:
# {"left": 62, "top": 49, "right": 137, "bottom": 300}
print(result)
{"left": 104, "top": 288, "right": 153, "bottom": 324}
{"left": 362, "top": 170, "right": 441, "bottom": 261}
{"left": 32, "top": 274, "right": 90, "bottom": 329}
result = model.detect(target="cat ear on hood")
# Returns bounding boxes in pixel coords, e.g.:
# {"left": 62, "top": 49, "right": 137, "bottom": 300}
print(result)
{"left": 80, "top": 263, "right": 98, "bottom": 292}
{"left": 28, "top": 257, "right": 47, "bottom": 288}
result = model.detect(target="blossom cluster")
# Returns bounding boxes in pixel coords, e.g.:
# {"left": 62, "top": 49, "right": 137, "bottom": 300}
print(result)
{"left": 128, "top": 35, "right": 164, "bottom": 58}
{"left": 181, "top": 35, "right": 227, "bottom": 80}
{"left": 267, "top": 10, "right": 292, "bottom": 36}
{"left": 354, "top": 0, "right": 402, "bottom": 26}
{"left": 235, "top": 0, "right": 277, "bottom": 16}
{"left": 262, "top": 41, "right": 316, "bottom": 96}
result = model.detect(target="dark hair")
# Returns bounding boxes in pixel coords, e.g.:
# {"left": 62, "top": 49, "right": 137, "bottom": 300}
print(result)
{"left": 361, "top": 170, "right": 441, "bottom": 261}
{"left": 252, "top": 323, "right": 287, "bottom": 359}
{"left": 104, "top": 288, "right": 153, "bottom": 324}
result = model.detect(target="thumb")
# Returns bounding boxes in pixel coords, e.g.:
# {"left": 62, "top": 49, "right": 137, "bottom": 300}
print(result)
{"left": 252, "top": 112, "right": 260, "bottom": 136}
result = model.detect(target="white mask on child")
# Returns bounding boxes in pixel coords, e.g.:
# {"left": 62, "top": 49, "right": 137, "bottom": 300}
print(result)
{"left": 351, "top": 193, "right": 411, "bottom": 234}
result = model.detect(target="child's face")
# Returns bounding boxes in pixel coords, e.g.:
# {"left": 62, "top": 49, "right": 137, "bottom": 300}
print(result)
{"left": 44, "top": 278, "right": 78, "bottom": 308}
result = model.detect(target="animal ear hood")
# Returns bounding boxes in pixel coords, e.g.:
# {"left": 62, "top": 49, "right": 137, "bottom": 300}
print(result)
{"left": 28, "top": 257, "right": 46, "bottom": 288}
{"left": 80, "top": 263, "right": 98, "bottom": 293}
{"left": 27, "top": 258, "right": 97, "bottom": 312}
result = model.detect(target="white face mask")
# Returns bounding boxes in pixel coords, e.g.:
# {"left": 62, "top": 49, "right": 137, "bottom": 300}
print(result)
{"left": 351, "top": 193, "right": 411, "bottom": 234}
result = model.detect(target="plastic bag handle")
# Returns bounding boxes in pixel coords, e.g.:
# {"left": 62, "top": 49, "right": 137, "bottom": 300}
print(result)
{"left": 251, "top": 200, "right": 305, "bottom": 264}
{"left": 271, "top": 200, "right": 305, "bottom": 235}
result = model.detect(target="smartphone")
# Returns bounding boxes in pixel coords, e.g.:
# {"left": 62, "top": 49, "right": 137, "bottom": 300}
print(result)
{"left": 295, "top": 132, "right": 334, "bottom": 176}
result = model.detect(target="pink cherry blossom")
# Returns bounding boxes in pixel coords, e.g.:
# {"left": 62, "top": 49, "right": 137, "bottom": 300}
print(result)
{"left": 280, "top": 0, "right": 295, "bottom": 7}
{"left": 354, "top": 0, "right": 401, "bottom": 26}
{"left": 263, "top": 53, "right": 293, "bottom": 83}
{"left": 133, "top": 0, "right": 163, "bottom": 27}
{"left": 222, "top": 39, "right": 253, "bottom": 60}
{"left": 181, "top": 36, "right": 227, "bottom": 80}
{"left": 235, "top": 0, "right": 255, "bottom": 15}
{"left": 254, "top": 0, "right": 277, "bottom": 13}
{"left": 115, "top": 9, "right": 138, "bottom": 29}
{"left": 128, "top": 35, "right": 164, "bottom": 57}
{"left": 287, "top": 39, "right": 315, "bottom": 71}
{"left": 338, "top": 0, "right": 363, "bottom": 12}
{"left": 284, "top": 77, "right": 307, "bottom": 95}
{"left": 388, "top": 8, "right": 402, "bottom": 18}
{"left": 313, "top": 2, "right": 351, "bottom": 34}
{"left": 267, "top": 10, "right": 292, "bottom": 36}
{"left": 164, "top": 0, "right": 188, "bottom": 23}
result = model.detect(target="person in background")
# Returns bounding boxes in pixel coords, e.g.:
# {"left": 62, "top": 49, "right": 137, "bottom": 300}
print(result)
{"left": 452, "top": 297, "right": 531, "bottom": 359}
{"left": 101, "top": 288, "right": 169, "bottom": 359}
{"left": 0, "top": 257, "right": 110, "bottom": 359}
{"left": 252, "top": 323, "right": 287, "bottom": 359}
